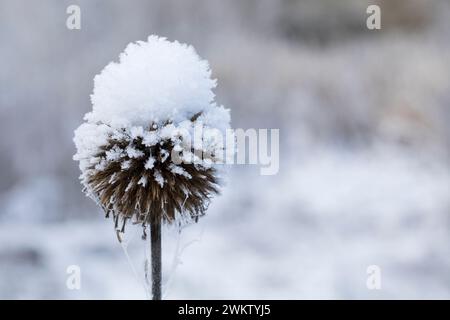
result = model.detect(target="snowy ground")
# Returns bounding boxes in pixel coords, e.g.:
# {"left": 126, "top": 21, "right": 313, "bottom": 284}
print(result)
{"left": 1, "top": 148, "right": 448, "bottom": 299}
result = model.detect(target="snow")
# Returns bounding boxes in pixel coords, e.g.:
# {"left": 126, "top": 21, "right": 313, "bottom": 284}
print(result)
{"left": 125, "top": 146, "right": 144, "bottom": 159}
{"left": 1, "top": 148, "right": 449, "bottom": 299}
{"left": 169, "top": 164, "right": 192, "bottom": 179}
{"left": 105, "top": 146, "right": 124, "bottom": 161}
{"left": 73, "top": 123, "right": 111, "bottom": 172}
{"left": 137, "top": 176, "right": 148, "bottom": 187}
{"left": 144, "top": 157, "right": 155, "bottom": 170}
{"left": 120, "top": 160, "right": 132, "bottom": 170}
{"left": 153, "top": 170, "right": 165, "bottom": 187}
{"left": 85, "top": 35, "right": 227, "bottom": 130}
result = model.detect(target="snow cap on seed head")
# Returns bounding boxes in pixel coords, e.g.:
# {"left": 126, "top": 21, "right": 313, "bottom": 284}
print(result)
{"left": 85, "top": 35, "right": 229, "bottom": 131}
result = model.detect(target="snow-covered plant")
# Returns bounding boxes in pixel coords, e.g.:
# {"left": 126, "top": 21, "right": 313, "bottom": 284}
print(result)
{"left": 73, "top": 36, "right": 231, "bottom": 299}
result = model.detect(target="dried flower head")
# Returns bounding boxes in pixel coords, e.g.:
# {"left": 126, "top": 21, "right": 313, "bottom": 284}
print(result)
{"left": 73, "top": 36, "right": 231, "bottom": 234}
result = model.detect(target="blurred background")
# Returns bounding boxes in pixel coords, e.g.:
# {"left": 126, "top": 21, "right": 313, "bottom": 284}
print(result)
{"left": 0, "top": 0, "right": 449, "bottom": 299}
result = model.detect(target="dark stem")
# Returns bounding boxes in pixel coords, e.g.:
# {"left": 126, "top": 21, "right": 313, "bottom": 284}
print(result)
{"left": 150, "top": 222, "right": 162, "bottom": 300}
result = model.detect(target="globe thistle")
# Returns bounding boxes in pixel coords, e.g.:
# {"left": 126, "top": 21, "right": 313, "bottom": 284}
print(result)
{"left": 73, "top": 36, "right": 231, "bottom": 299}
{"left": 74, "top": 36, "right": 230, "bottom": 233}
{"left": 78, "top": 112, "right": 226, "bottom": 231}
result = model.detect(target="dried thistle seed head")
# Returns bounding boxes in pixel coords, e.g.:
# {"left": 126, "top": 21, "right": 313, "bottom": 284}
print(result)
{"left": 74, "top": 112, "right": 226, "bottom": 233}
{"left": 86, "top": 119, "right": 219, "bottom": 230}
{"left": 73, "top": 35, "right": 232, "bottom": 234}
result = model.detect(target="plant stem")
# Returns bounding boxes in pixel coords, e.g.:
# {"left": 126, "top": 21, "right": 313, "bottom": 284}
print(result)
{"left": 151, "top": 222, "right": 162, "bottom": 300}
